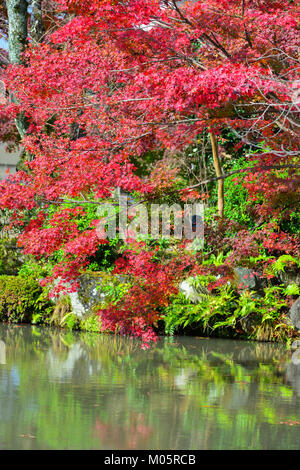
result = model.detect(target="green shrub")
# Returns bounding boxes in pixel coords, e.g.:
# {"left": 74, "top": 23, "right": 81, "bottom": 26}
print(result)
{"left": 0, "top": 238, "right": 23, "bottom": 275}
{"left": 60, "top": 312, "right": 81, "bottom": 330}
{"left": 0, "top": 275, "right": 54, "bottom": 323}
{"left": 222, "top": 158, "right": 256, "bottom": 227}
{"left": 80, "top": 314, "right": 102, "bottom": 333}
{"left": 59, "top": 312, "right": 101, "bottom": 332}
{"left": 18, "top": 257, "right": 53, "bottom": 278}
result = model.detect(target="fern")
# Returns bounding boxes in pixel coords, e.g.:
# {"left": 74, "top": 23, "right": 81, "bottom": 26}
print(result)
{"left": 270, "top": 255, "right": 300, "bottom": 274}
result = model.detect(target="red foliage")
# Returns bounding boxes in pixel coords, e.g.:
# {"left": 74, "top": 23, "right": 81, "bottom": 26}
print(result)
{"left": 98, "top": 243, "right": 195, "bottom": 348}
{"left": 0, "top": 0, "right": 299, "bottom": 343}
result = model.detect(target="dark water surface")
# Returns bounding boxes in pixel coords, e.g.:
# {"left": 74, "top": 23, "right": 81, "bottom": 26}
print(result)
{"left": 0, "top": 324, "right": 299, "bottom": 450}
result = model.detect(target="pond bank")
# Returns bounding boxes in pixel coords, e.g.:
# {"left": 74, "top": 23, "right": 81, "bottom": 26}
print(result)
{"left": 0, "top": 269, "right": 299, "bottom": 346}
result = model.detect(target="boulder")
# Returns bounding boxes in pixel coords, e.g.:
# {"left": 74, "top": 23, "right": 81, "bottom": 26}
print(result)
{"left": 239, "top": 316, "right": 257, "bottom": 335}
{"left": 277, "top": 268, "right": 300, "bottom": 288}
{"left": 291, "top": 340, "right": 300, "bottom": 351}
{"left": 74, "top": 272, "right": 107, "bottom": 316}
{"left": 68, "top": 291, "right": 86, "bottom": 318}
{"left": 289, "top": 297, "right": 300, "bottom": 331}
{"left": 233, "top": 267, "right": 267, "bottom": 294}
{"left": 58, "top": 272, "right": 127, "bottom": 318}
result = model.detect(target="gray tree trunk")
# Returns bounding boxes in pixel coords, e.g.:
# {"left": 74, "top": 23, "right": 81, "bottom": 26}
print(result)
{"left": 6, "top": 0, "right": 30, "bottom": 165}
{"left": 7, "top": 0, "right": 28, "bottom": 65}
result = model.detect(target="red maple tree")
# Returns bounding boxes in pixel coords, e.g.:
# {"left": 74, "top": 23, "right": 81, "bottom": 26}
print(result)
{"left": 0, "top": 0, "right": 299, "bottom": 344}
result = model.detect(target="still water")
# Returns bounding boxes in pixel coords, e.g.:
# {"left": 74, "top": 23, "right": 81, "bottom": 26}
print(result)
{"left": 0, "top": 324, "right": 299, "bottom": 450}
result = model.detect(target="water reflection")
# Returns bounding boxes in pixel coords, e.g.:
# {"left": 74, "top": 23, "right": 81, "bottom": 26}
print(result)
{"left": 286, "top": 347, "right": 300, "bottom": 398}
{"left": 46, "top": 342, "right": 101, "bottom": 382}
{"left": 0, "top": 324, "right": 299, "bottom": 450}
{"left": 0, "top": 340, "right": 5, "bottom": 364}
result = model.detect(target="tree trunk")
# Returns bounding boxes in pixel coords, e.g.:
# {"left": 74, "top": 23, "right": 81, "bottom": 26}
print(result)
{"left": 7, "top": 0, "right": 28, "bottom": 65}
{"left": 7, "top": 0, "right": 29, "bottom": 148}
{"left": 209, "top": 130, "right": 224, "bottom": 219}
{"left": 31, "top": 0, "right": 44, "bottom": 43}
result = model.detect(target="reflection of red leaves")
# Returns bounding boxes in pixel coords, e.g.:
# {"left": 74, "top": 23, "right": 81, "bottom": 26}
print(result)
{"left": 279, "top": 420, "right": 300, "bottom": 426}
{"left": 94, "top": 413, "right": 152, "bottom": 449}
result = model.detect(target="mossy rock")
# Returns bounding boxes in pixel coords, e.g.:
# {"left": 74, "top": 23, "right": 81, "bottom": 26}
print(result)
{"left": 68, "top": 271, "right": 130, "bottom": 317}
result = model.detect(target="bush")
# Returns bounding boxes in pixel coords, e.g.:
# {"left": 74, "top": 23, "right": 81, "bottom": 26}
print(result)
{"left": 80, "top": 314, "right": 102, "bottom": 333}
{"left": 0, "top": 238, "right": 23, "bottom": 275}
{"left": 222, "top": 158, "right": 255, "bottom": 227}
{"left": 0, "top": 275, "right": 54, "bottom": 323}
{"left": 18, "top": 257, "right": 53, "bottom": 279}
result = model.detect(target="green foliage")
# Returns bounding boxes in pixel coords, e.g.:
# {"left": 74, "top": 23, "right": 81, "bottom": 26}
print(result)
{"left": 18, "top": 256, "right": 53, "bottom": 278}
{"left": 0, "top": 275, "right": 54, "bottom": 323}
{"left": 163, "top": 282, "right": 237, "bottom": 336}
{"left": 163, "top": 283, "right": 295, "bottom": 342}
{"left": 0, "top": 238, "right": 23, "bottom": 275}
{"left": 279, "top": 210, "right": 300, "bottom": 234}
{"left": 49, "top": 296, "right": 72, "bottom": 326}
{"left": 80, "top": 314, "right": 102, "bottom": 333}
{"left": 60, "top": 312, "right": 81, "bottom": 330}
{"left": 269, "top": 255, "right": 300, "bottom": 275}
{"left": 222, "top": 157, "right": 256, "bottom": 227}
{"left": 283, "top": 284, "right": 300, "bottom": 296}
{"left": 235, "top": 287, "right": 290, "bottom": 342}
{"left": 57, "top": 310, "right": 101, "bottom": 333}
{"left": 202, "top": 252, "right": 226, "bottom": 267}
{"left": 100, "top": 281, "right": 131, "bottom": 306}
{"left": 88, "top": 236, "right": 121, "bottom": 271}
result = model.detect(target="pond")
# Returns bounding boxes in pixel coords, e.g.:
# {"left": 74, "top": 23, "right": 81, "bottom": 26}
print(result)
{"left": 0, "top": 324, "right": 299, "bottom": 450}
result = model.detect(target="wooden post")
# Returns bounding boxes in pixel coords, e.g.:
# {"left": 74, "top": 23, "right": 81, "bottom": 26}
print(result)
{"left": 209, "top": 129, "right": 224, "bottom": 219}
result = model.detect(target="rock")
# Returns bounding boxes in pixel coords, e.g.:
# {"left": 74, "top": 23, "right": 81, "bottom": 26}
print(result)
{"left": 57, "top": 272, "right": 127, "bottom": 318}
{"left": 291, "top": 349, "right": 300, "bottom": 366}
{"left": 68, "top": 291, "right": 86, "bottom": 318}
{"left": 291, "top": 340, "right": 300, "bottom": 351}
{"left": 75, "top": 272, "right": 107, "bottom": 316}
{"left": 277, "top": 268, "right": 300, "bottom": 288}
{"left": 239, "top": 316, "right": 257, "bottom": 335}
{"left": 179, "top": 277, "right": 210, "bottom": 304}
{"left": 233, "top": 267, "right": 267, "bottom": 294}
{"left": 289, "top": 297, "right": 300, "bottom": 331}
